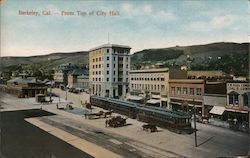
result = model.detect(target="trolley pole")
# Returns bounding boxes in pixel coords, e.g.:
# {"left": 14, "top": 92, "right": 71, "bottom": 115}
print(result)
{"left": 193, "top": 98, "right": 197, "bottom": 147}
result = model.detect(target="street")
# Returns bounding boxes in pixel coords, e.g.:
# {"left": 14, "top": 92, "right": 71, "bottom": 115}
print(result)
{"left": 0, "top": 90, "right": 249, "bottom": 158}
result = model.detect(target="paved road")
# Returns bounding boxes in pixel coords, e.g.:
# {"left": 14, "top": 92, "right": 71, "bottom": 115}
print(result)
{"left": 0, "top": 109, "right": 93, "bottom": 158}
{"left": 39, "top": 115, "right": 184, "bottom": 158}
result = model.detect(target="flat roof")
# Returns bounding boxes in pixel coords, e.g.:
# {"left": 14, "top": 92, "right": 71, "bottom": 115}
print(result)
{"left": 89, "top": 44, "right": 131, "bottom": 52}
{"left": 169, "top": 79, "right": 204, "bottom": 83}
{"left": 130, "top": 68, "right": 169, "bottom": 73}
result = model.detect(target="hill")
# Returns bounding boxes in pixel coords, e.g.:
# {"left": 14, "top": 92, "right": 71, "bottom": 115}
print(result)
{"left": 0, "top": 42, "right": 249, "bottom": 76}
{"left": 132, "top": 42, "right": 249, "bottom": 76}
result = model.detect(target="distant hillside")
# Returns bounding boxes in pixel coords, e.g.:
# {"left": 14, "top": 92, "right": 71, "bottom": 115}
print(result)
{"left": 132, "top": 42, "right": 249, "bottom": 76}
{"left": 0, "top": 51, "right": 89, "bottom": 70}
{"left": 0, "top": 42, "right": 249, "bottom": 76}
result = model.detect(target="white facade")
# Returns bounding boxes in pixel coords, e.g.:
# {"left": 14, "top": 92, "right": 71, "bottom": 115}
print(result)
{"left": 89, "top": 44, "right": 131, "bottom": 98}
{"left": 227, "top": 82, "right": 250, "bottom": 107}
{"left": 129, "top": 68, "right": 187, "bottom": 107}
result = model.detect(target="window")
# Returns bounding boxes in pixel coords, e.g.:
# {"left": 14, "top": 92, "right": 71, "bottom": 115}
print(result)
{"left": 183, "top": 87, "right": 188, "bottom": 95}
{"left": 126, "top": 71, "right": 128, "bottom": 75}
{"left": 92, "top": 72, "right": 94, "bottom": 75}
{"left": 99, "top": 78, "right": 101, "bottom": 81}
{"left": 243, "top": 94, "right": 249, "bottom": 106}
{"left": 113, "top": 78, "right": 116, "bottom": 82}
{"left": 107, "top": 64, "right": 109, "bottom": 67}
{"left": 190, "top": 88, "right": 194, "bottom": 95}
{"left": 126, "top": 64, "right": 128, "bottom": 68}
{"left": 229, "top": 94, "right": 239, "bottom": 105}
{"left": 161, "top": 85, "right": 165, "bottom": 90}
{"left": 107, "top": 78, "right": 109, "bottom": 82}
{"left": 126, "top": 57, "right": 128, "bottom": 62}
{"left": 196, "top": 88, "right": 202, "bottom": 95}
{"left": 113, "top": 57, "right": 116, "bottom": 61}
{"left": 177, "top": 87, "right": 181, "bottom": 95}
{"left": 107, "top": 56, "right": 109, "bottom": 60}
{"left": 93, "top": 65, "right": 95, "bottom": 69}
{"left": 114, "top": 64, "right": 116, "bottom": 68}
{"left": 161, "top": 77, "right": 165, "bottom": 81}
{"left": 107, "top": 49, "right": 109, "bottom": 53}
{"left": 96, "top": 65, "right": 98, "bottom": 68}
{"left": 107, "top": 71, "right": 109, "bottom": 75}
{"left": 113, "top": 71, "right": 116, "bottom": 75}
{"left": 126, "top": 78, "right": 129, "bottom": 82}
{"left": 95, "top": 71, "right": 98, "bottom": 75}
{"left": 99, "top": 57, "right": 101, "bottom": 61}
{"left": 171, "top": 87, "right": 175, "bottom": 94}
{"left": 96, "top": 58, "right": 98, "bottom": 62}
{"left": 93, "top": 59, "right": 95, "bottom": 62}
{"left": 99, "top": 64, "right": 101, "bottom": 68}
{"left": 99, "top": 71, "right": 101, "bottom": 74}
{"left": 93, "top": 78, "right": 94, "bottom": 81}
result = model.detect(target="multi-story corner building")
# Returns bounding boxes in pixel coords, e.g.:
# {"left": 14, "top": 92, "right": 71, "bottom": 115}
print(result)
{"left": 53, "top": 63, "right": 78, "bottom": 87}
{"left": 226, "top": 81, "right": 249, "bottom": 124}
{"left": 89, "top": 44, "right": 131, "bottom": 98}
{"left": 67, "top": 69, "right": 89, "bottom": 89}
{"left": 129, "top": 68, "right": 187, "bottom": 107}
{"left": 169, "top": 79, "right": 205, "bottom": 116}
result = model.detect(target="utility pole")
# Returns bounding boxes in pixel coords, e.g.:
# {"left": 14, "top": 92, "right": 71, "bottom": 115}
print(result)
{"left": 49, "top": 85, "right": 52, "bottom": 102}
{"left": 193, "top": 98, "right": 197, "bottom": 147}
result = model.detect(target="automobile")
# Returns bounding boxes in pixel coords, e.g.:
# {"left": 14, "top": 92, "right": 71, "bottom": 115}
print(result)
{"left": 76, "top": 88, "right": 84, "bottom": 92}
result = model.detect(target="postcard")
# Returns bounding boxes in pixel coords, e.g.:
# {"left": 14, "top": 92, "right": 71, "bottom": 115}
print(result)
{"left": 0, "top": 0, "right": 249, "bottom": 158}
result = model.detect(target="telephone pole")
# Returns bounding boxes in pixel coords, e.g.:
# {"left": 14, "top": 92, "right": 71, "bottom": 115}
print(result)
{"left": 193, "top": 98, "right": 197, "bottom": 147}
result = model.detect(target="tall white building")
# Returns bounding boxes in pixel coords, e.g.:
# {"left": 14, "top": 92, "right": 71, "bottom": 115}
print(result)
{"left": 89, "top": 44, "right": 131, "bottom": 98}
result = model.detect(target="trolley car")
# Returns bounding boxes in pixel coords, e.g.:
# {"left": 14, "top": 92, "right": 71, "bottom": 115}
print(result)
{"left": 90, "top": 96, "right": 192, "bottom": 132}
{"left": 90, "top": 96, "right": 138, "bottom": 118}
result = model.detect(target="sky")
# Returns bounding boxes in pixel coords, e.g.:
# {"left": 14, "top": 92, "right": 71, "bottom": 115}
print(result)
{"left": 0, "top": 0, "right": 249, "bottom": 57}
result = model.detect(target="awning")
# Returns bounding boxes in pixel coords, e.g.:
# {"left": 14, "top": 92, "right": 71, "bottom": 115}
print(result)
{"left": 152, "top": 94, "right": 161, "bottom": 99}
{"left": 127, "top": 95, "right": 143, "bottom": 101}
{"left": 209, "top": 106, "right": 225, "bottom": 115}
{"left": 225, "top": 108, "right": 248, "bottom": 114}
{"left": 147, "top": 99, "right": 161, "bottom": 104}
{"left": 161, "top": 98, "right": 168, "bottom": 102}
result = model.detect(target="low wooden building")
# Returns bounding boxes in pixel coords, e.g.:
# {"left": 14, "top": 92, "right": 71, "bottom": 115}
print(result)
{"left": 0, "top": 77, "right": 47, "bottom": 98}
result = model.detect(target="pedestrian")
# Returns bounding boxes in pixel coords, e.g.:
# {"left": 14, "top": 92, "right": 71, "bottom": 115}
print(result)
{"left": 105, "top": 119, "right": 108, "bottom": 127}
{"left": 56, "top": 103, "right": 58, "bottom": 109}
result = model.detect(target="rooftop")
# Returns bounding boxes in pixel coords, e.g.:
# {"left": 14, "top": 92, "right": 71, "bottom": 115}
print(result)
{"left": 7, "top": 77, "right": 41, "bottom": 84}
{"left": 169, "top": 79, "right": 204, "bottom": 83}
{"left": 68, "top": 69, "right": 89, "bottom": 76}
{"left": 129, "top": 68, "right": 170, "bottom": 73}
{"left": 89, "top": 44, "right": 131, "bottom": 52}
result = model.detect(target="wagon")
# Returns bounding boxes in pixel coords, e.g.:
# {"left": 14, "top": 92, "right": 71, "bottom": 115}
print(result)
{"left": 106, "top": 116, "right": 127, "bottom": 128}
{"left": 142, "top": 124, "right": 157, "bottom": 132}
